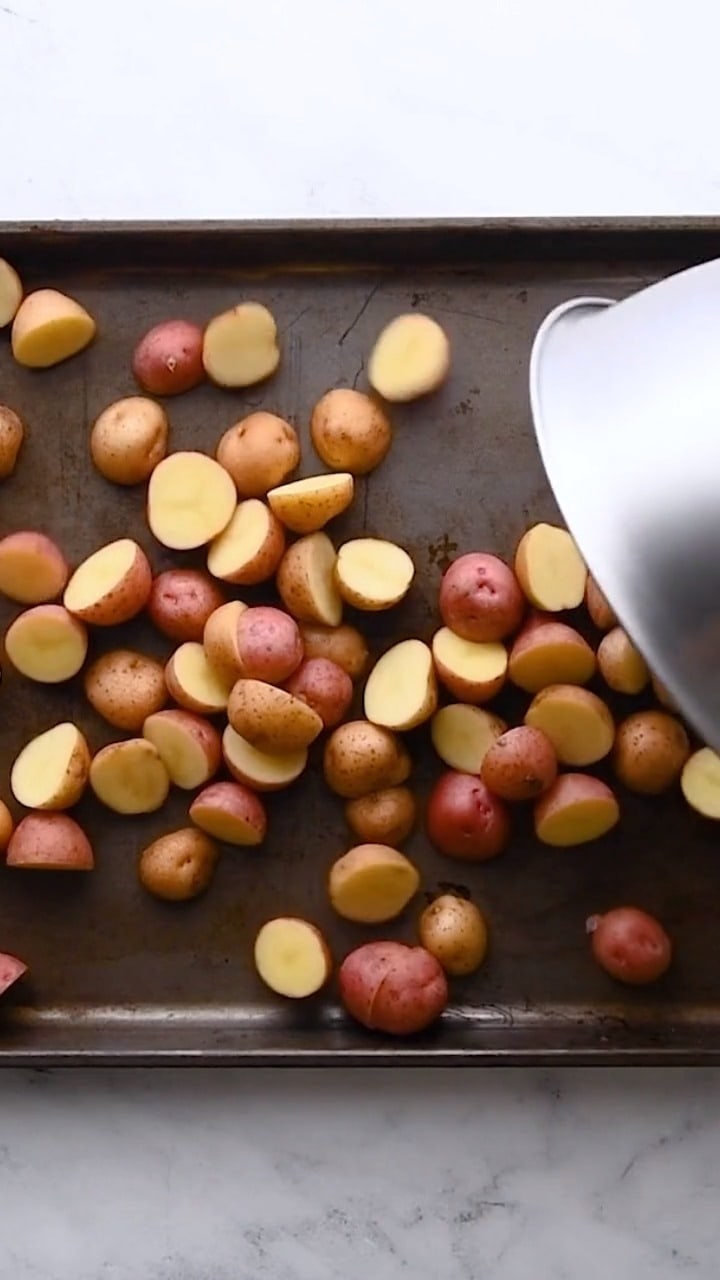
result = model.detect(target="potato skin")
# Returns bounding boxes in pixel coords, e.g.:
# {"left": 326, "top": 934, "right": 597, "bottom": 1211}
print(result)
{"left": 323, "top": 721, "right": 411, "bottom": 799}
{"left": 0, "top": 952, "right": 27, "bottom": 996}
{"left": 419, "top": 895, "right": 488, "bottom": 976}
{"left": 284, "top": 657, "right": 353, "bottom": 728}
{"left": 612, "top": 711, "right": 690, "bottom": 794}
{"left": 216, "top": 412, "right": 300, "bottom": 497}
{"left": 7, "top": 812, "right": 94, "bottom": 870}
{"left": 0, "top": 801, "right": 14, "bottom": 852}
{"left": 0, "top": 405, "right": 24, "bottom": 478}
{"left": 439, "top": 553, "right": 524, "bottom": 643}
{"left": 84, "top": 649, "right": 167, "bottom": 731}
{"left": 227, "top": 679, "right": 323, "bottom": 752}
{"left": 345, "top": 786, "right": 416, "bottom": 845}
{"left": 90, "top": 397, "right": 169, "bottom": 484}
{"left": 148, "top": 569, "right": 225, "bottom": 643}
{"left": 132, "top": 320, "right": 204, "bottom": 396}
{"left": 299, "top": 623, "right": 369, "bottom": 680}
{"left": 588, "top": 907, "right": 671, "bottom": 984}
{"left": 138, "top": 828, "right": 219, "bottom": 901}
{"left": 585, "top": 574, "right": 617, "bottom": 630}
{"left": 310, "top": 389, "right": 391, "bottom": 474}
{"left": 339, "top": 941, "right": 448, "bottom": 1035}
{"left": 236, "top": 606, "right": 304, "bottom": 684}
{"left": 426, "top": 771, "right": 510, "bottom": 861}
{"left": 481, "top": 726, "right": 557, "bottom": 802}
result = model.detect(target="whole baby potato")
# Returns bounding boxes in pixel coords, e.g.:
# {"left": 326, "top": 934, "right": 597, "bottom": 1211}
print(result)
{"left": 339, "top": 940, "right": 448, "bottom": 1035}
{"left": 612, "top": 710, "right": 690, "bottom": 794}
{"left": 345, "top": 786, "right": 417, "bottom": 845}
{"left": 138, "top": 828, "right": 219, "bottom": 901}
{"left": 284, "top": 656, "right": 353, "bottom": 728}
{"left": 90, "top": 396, "right": 169, "bottom": 484}
{"left": 216, "top": 412, "right": 300, "bottom": 497}
{"left": 132, "top": 320, "right": 205, "bottom": 396}
{"left": 439, "top": 553, "right": 525, "bottom": 643}
{"left": 587, "top": 906, "right": 672, "bottom": 985}
{"left": 419, "top": 895, "right": 488, "bottom": 976}
{"left": 148, "top": 569, "right": 226, "bottom": 643}
{"left": 426, "top": 771, "right": 510, "bottom": 861}
{"left": 323, "top": 721, "right": 411, "bottom": 799}
{"left": 299, "top": 623, "right": 369, "bottom": 680}
{"left": 0, "top": 405, "right": 24, "bottom": 478}
{"left": 310, "top": 389, "right": 392, "bottom": 474}
{"left": 84, "top": 648, "right": 168, "bottom": 731}
{"left": 236, "top": 606, "right": 304, "bottom": 684}
{"left": 481, "top": 725, "right": 557, "bottom": 802}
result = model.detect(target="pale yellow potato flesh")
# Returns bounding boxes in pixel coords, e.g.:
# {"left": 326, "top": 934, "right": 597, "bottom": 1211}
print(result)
{"left": 335, "top": 538, "right": 414, "bottom": 610}
{"left": 202, "top": 302, "right": 279, "bottom": 388}
{"left": 534, "top": 775, "right": 620, "bottom": 846}
{"left": 165, "top": 642, "right": 234, "bottom": 713}
{"left": 11, "top": 722, "right": 90, "bottom": 810}
{"left": 222, "top": 725, "right": 307, "bottom": 791}
{"left": 207, "top": 499, "right": 282, "bottom": 584}
{"left": 514, "top": 524, "right": 587, "bottom": 611}
{"left": 431, "top": 704, "right": 506, "bottom": 773}
{"left": 63, "top": 538, "right": 148, "bottom": 621}
{"left": 5, "top": 606, "right": 88, "bottom": 683}
{"left": 148, "top": 452, "right": 237, "bottom": 550}
{"left": 681, "top": 748, "right": 720, "bottom": 819}
{"left": 254, "top": 918, "right": 330, "bottom": 998}
{"left": 432, "top": 627, "right": 508, "bottom": 701}
{"left": 364, "top": 639, "right": 437, "bottom": 730}
{"left": 0, "top": 258, "right": 23, "bottom": 328}
{"left": 525, "top": 685, "right": 615, "bottom": 766}
{"left": 90, "top": 739, "right": 170, "bottom": 814}
{"left": 11, "top": 289, "right": 95, "bottom": 367}
{"left": 202, "top": 599, "right": 248, "bottom": 680}
{"left": 0, "top": 531, "right": 68, "bottom": 604}
{"left": 368, "top": 313, "right": 450, "bottom": 401}
{"left": 276, "top": 532, "right": 342, "bottom": 626}
{"left": 142, "top": 713, "right": 217, "bottom": 790}
{"left": 328, "top": 844, "right": 420, "bottom": 923}
{"left": 267, "top": 472, "right": 354, "bottom": 533}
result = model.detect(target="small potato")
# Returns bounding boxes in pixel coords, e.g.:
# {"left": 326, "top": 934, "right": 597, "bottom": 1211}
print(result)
{"left": 203, "top": 600, "right": 248, "bottom": 682}
{"left": 64, "top": 538, "right": 152, "bottom": 626}
{"left": 227, "top": 679, "right": 323, "bottom": 752}
{"left": 419, "top": 895, "right": 488, "bottom": 976}
{"left": 148, "top": 569, "right": 225, "bottom": 643}
{"left": 525, "top": 685, "right": 615, "bottom": 767}
{"left": 345, "top": 786, "right": 416, "bottom": 846}
{"left": 11, "top": 288, "right": 95, "bottom": 368}
{"left": 339, "top": 941, "right": 447, "bottom": 1035}
{"left": 587, "top": 906, "right": 671, "bottom": 985}
{"left": 514, "top": 523, "right": 586, "bottom": 611}
{"left": 7, "top": 811, "right": 94, "bottom": 870}
{"left": 207, "top": 499, "right": 285, "bottom": 586}
{"left": 235, "top": 606, "right": 303, "bottom": 684}
{"left": 681, "top": 747, "right": 720, "bottom": 818}
{"left": 143, "top": 709, "right": 221, "bottom": 790}
{"left": 268, "top": 472, "right": 354, "bottom": 533}
{"left": 432, "top": 628, "right": 508, "bottom": 704}
{"left": 132, "top": 320, "right": 204, "bottom": 396}
{"left": 90, "top": 397, "right": 169, "bottom": 485}
{"left": 0, "top": 531, "right": 69, "bottom": 604}
{"left": 203, "top": 302, "right": 280, "bottom": 388}
{"left": 148, "top": 451, "right": 237, "bottom": 551}
{"left": 222, "top": 724, "right": 307, "bottom": 792}
{"left": 5, "top": 605, "right": 88, "bottom": 683}
{"left": 0, "top": 405, "right": 25, "bottom": 478}
{"left": 90, "top": 739, "right": 170, "bottom": 815}
{"left": 597, "top": 627, "right": 649, "bottom": 695}
{"left": 612, "top": 710, "right": 689, "bottom": 795}
{"left": 431, "top": 704, "right": 506, "bottom": 775}
{"left": 276, "top": 532, "right": 342, "bottom": 627}
{"left": 139, "top": 828, "right": 219, "bottom": 901}
{"left": 368, "top": 313, "right": 450, "bottom": 402}
{"left": 254, "top": 918, "right": 331, "bottom": 998}
{"left": 310, "top": 388, "right": 392, "bottom": 474}
{"left": 481, "top": 726, "right": 557, "bottom": 802}
{"left": 426, "top": 771, "right": 510, "bottom": 862}
{"left": 335, "top": 538, "right": 414, "bottom": 611}
{"left": 284, "top": 657, "right": 353, "bottom": 729}
{"left": 0, "top": 258, "right": 22, "bottom": 328}
{"left": 364, "top": 639, "right": 437, "bottom": 731}
{"left": 11, "top": 722, "right": 90, "bottom": 810}
{"left": 534, "top": 773, "right": 620, "bottom": 846}
{"left": 328, "top": 844, "right": 420, "bottom": 923}
{"left": 165, "top": 641, "right": 235, "bottom": 714}
{"left": 439, "top": 553, "right": 524, "bottom": 643}
{"left": 299, "top": 623, "right": 369, "bottom": 681}
{"left": 323, "top": 721, "right": 411, "bottom": 799}
{"left": 0, "top": 801, "right": 14, "bottom": 852}
{"left": 508, "top": 618, "right": 595, "bottom": 693}
{"left": 585, "top": 574, "right": 617, "bottom": 630}
{"left": 0, "top": 953, "right": 27, "bottom": 997}
{"left": 189, "top": 780, "right": 267, "bottom": 846}
{"left": 84, "top": 649, "right": 167, "bottom": 731}
{"left": 216, "top": 412, "right": 300, "bottom": 497}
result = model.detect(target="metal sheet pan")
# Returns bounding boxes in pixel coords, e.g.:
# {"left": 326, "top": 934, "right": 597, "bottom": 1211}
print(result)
{"left": 1, "top": 219, "right": 720, "bottom": 1066}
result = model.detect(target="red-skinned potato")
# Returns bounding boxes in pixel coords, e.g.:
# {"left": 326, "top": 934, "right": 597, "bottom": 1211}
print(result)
{"left": 508, "top": 617, "right": 595, "bottom": 693}
{"left": 431, "top": 628, "right": 507, "bottom": 704}
{"left": 339, "top": 941, "right": 448, "bottom": 1035}
{"left": 165, "top": 642, "right": 235, "bottom": 714}
{"left": 84, "top": 649, "right": 167, "bottom": 731}
{"left": 426, "top": 771, "right": 510, "bottom": 861}
{"left": 439, "top": 553, "right": 524, "bottom": 643}
{"left": 481, "top": 726, "right": 557, "bottom": 802}
{"left": 189, "top": 780, "right": 267, "bottom": 846}
{"left": 284, "top": 657, "right": 353, "bottom": 728}
{"left": 235, "top": 606, "right": 303, "bottom": 683}
{"left": 148, "top": 569, "right": 225, "bottom": 643}
{"left": 222, "top": 724, "right": 308, "bottom": 792}
{"left": 7, "top": 812, "right": 94, "bottom": 870}
{"left": 64, "top": 538, "right": 152, "bottom": 625}
{"left": 142, "top": 709, "right": 221, "bottom": 790}
{"left": 534, "top": 773, "right": 620, "bottom": 846}
{"left": 0, "top": 952, "right": 27, "bottom": 996}
{"left": 587, "top": 907, "right": 672, "bottom": 985}
{"left": 132, "top": 320, "right": 205, "bottom": 396}
{"left": 0, "top": 531, "right": 69, "bottom": 604}
{"left": 207, "top": 499, "right": 285, "bottom": 586}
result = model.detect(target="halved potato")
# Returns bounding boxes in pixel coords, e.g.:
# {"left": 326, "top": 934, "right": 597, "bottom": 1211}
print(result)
{"left": 328, "top": 843, "right": 420, "bottom": 923}
{"left": 276, "top": 532, "right": 342, "bottom": 626}
{"left": 525, "top": 685, "right": 615, "bottom": 766}
{"left": 227, "top": 679, "right": 324, "bottom": 752}
{"left": 534, "top": 773, "right": 620, "bottom": 846}
{"left": 148, "top": 451, "right": 237, "bottom": 550}
{"left": 6, "top": 812, "right": 94, "bottom": 870}
{"left": 0, "top": 258, "right": 22, "bottom": 328}
{"left": 90, "top": 739, "right": 170, "bottom": 814}
{"left": 142, "top": 709, "right": 221, "bottom": 790}
{"left": 254, "top": 918, "right": 331, "bottom": 998}
{"left": 335, "top": 538, "right": 414, "bottom": 611}
{"left": 0, "top": 405, "right": 24, "bottom": 478}
{"left": 514, "top": 524, "right": 587, "bottom": 611}
{"left": 508, "top": 618, "right": 595, "bottom": 693}
{"left": 202, "top": 302, "right": 279, "bottom": 387}
{"left": 222, "top": 724, "right": 307, "bottom": 791}
{"left": 267, "top": 472, "right": 354, "bottom": 533}
{"left": 364, "top": 639, "right": 437, "bottom": 731}
{"left": 11, "top": 289, "right": 95, "bottom": 368}
{"left": 64, "top": 538, "right": 152, "bottom": 625}
{"left": 368, "top": 313, "right": 450, "bottom": 401}
{"left": 165, "top": 642, "right": 235, "bottom": 714}
{"left": 299, "top": 622, "right": 369, "bottom": 680}
{"left": 681, "top": 748, "right": 720, "bottom": 818}
{"left": 189, "top": 780, "right": 267, "bottom": 845}
{"left": 432, "top": 627, "right": 507, "bottom": 704}
{"left": 207, "top": 499, "right": 284, "bottom": 585}
{"left": 5, "top": 605, "right": 88, "bottom": 683}
{"left": 431, "top": 704, "right": 506, "bottom": 774}
{"left": 202, "top": 599, "right": 248, "bottom": 681}
{"left": 11, "top": 722, "right": 90, "bottom": 810}
{"left": 0, "top": 531, "right": 69, "bottom": 604}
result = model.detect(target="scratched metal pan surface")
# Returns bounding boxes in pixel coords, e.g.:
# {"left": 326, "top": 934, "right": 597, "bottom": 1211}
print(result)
{"left": 2, "top": 219, "right": 720, "bottom": 1066}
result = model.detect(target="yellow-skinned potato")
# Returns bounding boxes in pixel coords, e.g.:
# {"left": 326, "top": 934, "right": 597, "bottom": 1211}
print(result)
{"left": 84, "top": 649, "right": 167, "bottom": 731}
{"left": 345, "top": 786, "right": 417, "bottom": 846}
{"left": 328, "top": 844, "right": 420, "bottom": 923}
{"left": 0, "top": 406, "right": 24, "bottom": 477}
{"left": 222, "top": 724, "right": 308, "bottom": 792}
{"left": 12, "top": 289, "right": 96, "bottom": 368}
{"left": 368, "top": 313, "right": 450, "bottom": 401}
{"left": 508, "top": 619, "right": 595, "bottom": 693}
{"left": 419, "top": 895, "right": 488, "bottom": 976}
{"left": 335, "top": 538, "right": 414, "bottom": 611}
{"left": 148, "top": 452, "right": 237, "bottom": 551}
{"left": 267, "top": 472, "right": 354, "bottom": 533}
{"left": 202, "top": 302, "right": 279, "bottom": 388}
{"left": 254, "top": 918, "right": 331, "bottom": 998}
{"left": 310, "top": 388, "right": 391, "bottom": 474}
{"left": 216, "top": 412, "right": 299, "bottom": 497}
{"left": 90, "top": 739, "right": 170, "bottom": 815}
{"left": 597, "top": 627, "right": 649, "bottom": 695}
{"left": 299, "top": 623, "right": 369, "bottom": 680}
{"left": 323, "top": 720, "right": 411, "bottom": 799}
{"left": 0, "top": 531, "right": 69, "bottom": 604}
{"left": 64, "top": 538, "right": 152, "bottom": 625}
{"left": 431, "top": 704, "right": 506, "bottom": 774}
{"left": 207, "top": 499, "right": 285, "bottom": 586}
{"left": 0, "top": 802, "right": 14, "bottom": 852}
{"left": 514, "top": 524, "right": 586, "bottom": 611}
{"left": 90, "top": 397, "right": 169, "bottom": 485}
{"left": 364, "top": 639, "right": 437, "bottom": 731}
{"left": 525, "top": 685, "right": 614, "bottom": 767}
{"left": 585, "top": 574, "right": 617, "bottom": 630}
{"left": 276, "top": 531, "right": 342, "bottom": 627}
{"left": 227, "top": 679, "right": 323, "bottom": 753}
{"left": 612, "top": 711, "right": 689, "bottom": 795}
{"left": 0, "top": 258, "right": 22, "bottom": 328}
{"left": 11, "top": 722, "right": 90, "bottom": 810}
{"left": 202, "top": 600, "right": 248, "bottom": 682}
{"left": 139, "top": 828, "right": 219, "bottom": 901}
{"left": 681, "top": 748, "right": 720, "bottom": 818}
{"left": 534, "top": 773, "right": 620, "bottom": 846}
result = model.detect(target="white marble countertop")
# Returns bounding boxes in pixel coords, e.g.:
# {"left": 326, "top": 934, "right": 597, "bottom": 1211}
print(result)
{"left": 3, "top": 1, "right": 720, "bottom": 1276}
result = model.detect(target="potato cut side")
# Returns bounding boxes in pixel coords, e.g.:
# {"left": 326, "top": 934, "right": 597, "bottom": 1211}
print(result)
{"left": 525, "top": 685, "right": 614, "bottom": 766}
{"left": 267, "top": 472, "right": 354, "bottom": 534}
{"left": 681, "top": 748, "right": 720, "bottom": 819}
{"left": 254, "top": 918, "right": 331, "bottom": 998}
{"left": 203, "top": 599, "right": 248, "bottom": 680}
{"left": 11, "top": 289, "right": 95, "bottom": 367}
{"left": 276, "top": 531, "right": 342, "bottom": 627}
{"left": 207, "top": 498, "right": 284, "bottom": 585}
{"left": 328, "top": 843, "right": 420, "bottom": 923}
{"left": 227, "top": 679, "right": 324, "bottom": 753}
{"left": 165, "top": 642, "right": 234, "bottom": 713}
{"left": 148, "top": 451, "right": 237, "bottom": 550}
{"left": 89, "top": 739, "right": 170, "bottom": 814}
{"left": 508, "top": 621, "right": 596, "bottom": 693}
{"left": 432, "top": 627, "right": 508, "bottom": 703}
{"left": 514, "top": 523, "right": 587, "bottom": 611}
{"left": 0, "top": 531, "right": 69, "bottom": 604}
{"left": 5, "top": 605, "right": 88, "bottom": 683}
{"left": 11, "top": 722, "right": 90, "bottom": 810}
{"left": 63, "top": 538, "right": 151, "bottom": 625}
{"left": 534, "top": 773, "right": 620, "bottom": 846}
{"left": 431, "top": 704, "right": 506, "bottom": 773}
{"left": 364, "top": 639, "right": 437, "bottom": 731}
{"left": 335, "top": 538, "right": 414, "bottom": 611}
{"left": 368, "top": 313, "right": 450, "bottom": 402}
{"left": 189, "top": 781, "right": 267, "bottom": 846}
{"left": 0, "top": 258, "right": 23, "bottom": 328}
{"left": 202, "top": 302, "right": 279, "bottom": 388}
{"left": 142, "top": 711, "right": 220, "bottom": 790}
{"left": 222, "top": 725, "right": 307, "bottom": 791}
